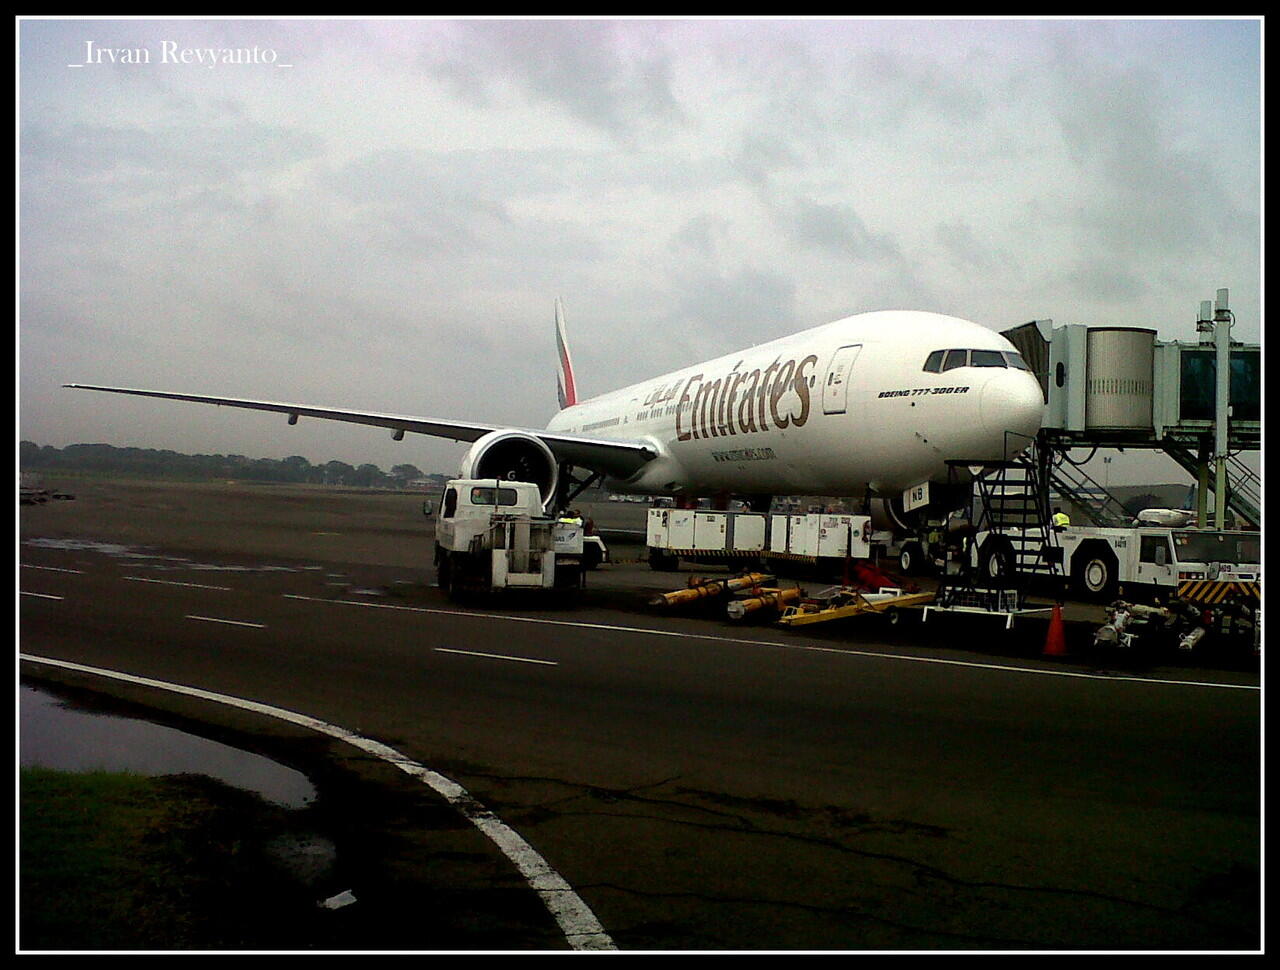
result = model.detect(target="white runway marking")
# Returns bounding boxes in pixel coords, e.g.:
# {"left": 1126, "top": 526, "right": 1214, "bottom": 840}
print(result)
{"left": 20, "top": 591, "right": 63, "bottom": 600}
{"left": 21, "top": 564, "right": 84, "bottom": 574}
{"left": 282, "top": 594, "right": 1260, "bottom": 692}
{"left": 435, "top": 648, "right": 558, "bottom": 666}
{"left": 126, "top": 576, "right": 233, "bottom": 591}
{"left": 17, "top": 653, "right": 615, "bottom": 951}
{"left": 184, "top": 615, "right": 266, "bottom": 629}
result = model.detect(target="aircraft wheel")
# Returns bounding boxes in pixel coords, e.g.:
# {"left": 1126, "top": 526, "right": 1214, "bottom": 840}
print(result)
{"left": 898, "top": 542, "right": 925, "bottom": 576}
{"left": 979, "top": 538, "right": 1015, "bottom": 584}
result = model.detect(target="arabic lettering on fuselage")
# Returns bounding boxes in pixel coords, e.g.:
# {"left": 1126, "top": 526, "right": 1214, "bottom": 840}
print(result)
{"left": 640, "top": 354, "right": 820, "bottom": 442}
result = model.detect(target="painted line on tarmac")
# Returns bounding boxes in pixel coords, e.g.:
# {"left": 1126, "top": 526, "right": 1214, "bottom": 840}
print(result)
{"left": 20, "top": 591, "right": 64, "bottom": 601}
{"left": 126, "top": 576, "right": 233, "bottom": 591}
{"left": 17, "top": 653, "right": 615, "bottom": 951}
{"left": 185, "top": 614, "right": 267, "bottom": 629}
{"left": 435, "top": 647, "right": 558, "bottom": 666}
{"left": 21, "top": 564, "right": 84, "bottom": 574}
{"left": 282, "top": 594, "right": 1259, "bottom": 692}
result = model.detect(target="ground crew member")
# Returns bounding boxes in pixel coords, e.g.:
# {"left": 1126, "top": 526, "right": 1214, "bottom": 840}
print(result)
{"left": 1052, "top": 506, "right": 1070, "bottom": 531}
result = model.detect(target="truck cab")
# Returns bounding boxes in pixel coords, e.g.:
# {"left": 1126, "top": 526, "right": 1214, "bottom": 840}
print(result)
{"left": 432, "top": 479, "right": 587, "bottom": 597}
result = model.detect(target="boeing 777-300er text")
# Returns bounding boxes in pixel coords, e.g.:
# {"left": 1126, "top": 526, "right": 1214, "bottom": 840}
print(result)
{"left": 66, "top": 303, "right": 1044, "bottom": 521}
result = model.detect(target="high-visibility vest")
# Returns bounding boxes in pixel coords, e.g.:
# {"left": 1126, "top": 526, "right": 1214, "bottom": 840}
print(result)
{"left": 1052, "top": 512, "right": 1070, "bottom": 528}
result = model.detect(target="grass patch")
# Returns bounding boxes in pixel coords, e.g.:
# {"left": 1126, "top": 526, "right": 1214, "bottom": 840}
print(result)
{"left": 20, "top": 767, "right": 328, "bottom": 950}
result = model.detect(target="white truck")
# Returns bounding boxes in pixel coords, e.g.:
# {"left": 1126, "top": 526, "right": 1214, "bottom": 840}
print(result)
{"left": 431, "top": 479, "right": 602, "bottom": 598}
{"left": 1054, "top": 525, "right": 1260, "bottom": 602}
{"left": 973, "top": 522, "right": 1260, "bottom": 602}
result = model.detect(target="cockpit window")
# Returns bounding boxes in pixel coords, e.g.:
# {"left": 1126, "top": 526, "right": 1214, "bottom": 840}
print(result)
{"left": 971, "top": 349, "right": 1007, "bottom": 368}
{"left": 941, "top": 349, "right": 968, "bottom": 372}
{"left": 923, "top": 350, "right": 945, "bottom": 373}
{"left": 1004, "top": 352, "right": 1030, "bottom": 370}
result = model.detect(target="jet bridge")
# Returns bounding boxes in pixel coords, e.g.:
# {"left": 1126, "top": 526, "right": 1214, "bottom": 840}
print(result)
{"left": 1001, "top": 287, "right": 1260, "bottom": 529}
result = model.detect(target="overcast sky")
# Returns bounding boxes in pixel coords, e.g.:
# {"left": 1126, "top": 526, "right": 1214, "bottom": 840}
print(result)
{"left": 18, "top": 17, "right": 1262, "bottom": 487}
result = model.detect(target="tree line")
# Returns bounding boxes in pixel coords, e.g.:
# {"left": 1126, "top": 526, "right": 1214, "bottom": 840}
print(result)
{"left": 19, "top": 441, "right": 442, "bottom": 489}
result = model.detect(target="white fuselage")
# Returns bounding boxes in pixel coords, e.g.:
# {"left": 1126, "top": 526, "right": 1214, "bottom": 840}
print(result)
{"left": 545, "top": 310, "right": 1044, "bottom": 497}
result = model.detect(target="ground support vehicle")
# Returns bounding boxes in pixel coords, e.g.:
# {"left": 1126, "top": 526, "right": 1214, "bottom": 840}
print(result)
{"left": 777, "top": 586, "right": 934, "bottom": 627}
{"left": 970, "top": 520, "right": 1261, "bottom": 652}
{"left": 1094, "top": 592, "right": 1259, "bottom": 656}
{"left": 1050, "top": 525, "right": 1260, "bottom": 603}
{"left": 432, "top": 479, "right": 590, "bottom": 598}
{"left": 645, "top": 508, "right": 872, "bottom": 572}
{"left": 725, "top": 585, "right": 804, "bottom": 621}
{"left": 921, "top": 578, "right": 1053, "bottom": 631}
{"left": 650, "top": 572, "right": 774, "bottom": 608}
{"left": 969, "top": 523, "right": 1260, "bottom": 602}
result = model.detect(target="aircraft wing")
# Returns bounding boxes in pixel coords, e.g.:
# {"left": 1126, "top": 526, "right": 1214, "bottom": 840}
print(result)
{"left": 63, "top": 384, "right": 656, "bottom": 480}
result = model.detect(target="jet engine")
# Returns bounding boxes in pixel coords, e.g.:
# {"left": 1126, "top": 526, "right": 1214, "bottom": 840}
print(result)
{"left": 458, "top": 430, "right": 559, "bottom": 508}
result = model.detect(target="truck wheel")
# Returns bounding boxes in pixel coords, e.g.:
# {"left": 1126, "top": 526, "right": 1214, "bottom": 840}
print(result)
{"left": 1072, "top": 544, "right": 1118, "bottom": 601}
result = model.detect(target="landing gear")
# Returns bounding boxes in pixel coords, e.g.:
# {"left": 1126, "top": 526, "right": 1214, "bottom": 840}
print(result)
{"left": 898, "top": 541, "right": 926, "bottom": 576}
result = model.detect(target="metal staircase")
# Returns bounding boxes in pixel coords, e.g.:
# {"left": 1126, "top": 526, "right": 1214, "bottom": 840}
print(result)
{"left": 971, "top": 458, "right": 1061, "bottom": 578}
{"left": 1161, "top": 440, "right": 1261, "bottom": 527}
{"left": 1046, "top": 456, "right": 1133, "bottom": 528}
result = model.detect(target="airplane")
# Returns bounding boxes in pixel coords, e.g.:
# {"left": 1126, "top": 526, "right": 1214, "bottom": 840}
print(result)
{"left": 66, "top": 301, "right": 1045, "bottom": 526}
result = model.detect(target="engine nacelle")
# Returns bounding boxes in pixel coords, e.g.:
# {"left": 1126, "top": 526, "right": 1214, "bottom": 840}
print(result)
{"left": 459, "top": 430, "right": 560, "bottom": 508}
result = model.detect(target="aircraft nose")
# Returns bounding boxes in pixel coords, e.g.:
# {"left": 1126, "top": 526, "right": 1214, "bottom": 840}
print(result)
{"left": 980, "top": 371, "right": 1044, "bottom": 447}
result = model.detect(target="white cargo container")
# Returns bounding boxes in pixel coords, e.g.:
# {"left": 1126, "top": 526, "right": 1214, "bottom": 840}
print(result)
{"left": 647, "top": 508, "right": 871, "bottom": 567}
{"left": 816, "top": 514, "right": 872, "bottom": 559}
{"left": 770, "top": 514, "right": 791, "bottom": 554}
{"left": 730, "top": 514, "right": 767, "bottom": 552}
{"left": 693, "top": 512, "right": 728, "bottom": 551}
{"left": 787, "top": 514, "right": 819, "bottom": 558}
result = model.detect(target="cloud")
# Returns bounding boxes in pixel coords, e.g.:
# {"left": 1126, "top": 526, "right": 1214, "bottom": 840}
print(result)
{"left": 17, "top": 17, "right": 1261, "bottom": 478}
{"left": 424, "top": 20, "right": 685, "bottom": 140}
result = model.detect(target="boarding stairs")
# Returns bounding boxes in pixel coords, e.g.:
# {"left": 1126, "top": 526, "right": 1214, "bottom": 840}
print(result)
{"left": 971, "top": 458, "right": 1061, "bottom": 578}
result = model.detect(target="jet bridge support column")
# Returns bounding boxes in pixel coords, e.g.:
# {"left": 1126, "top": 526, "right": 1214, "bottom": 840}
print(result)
{"left": 1213, "top": 289, "right": 1231, "bottom": 531}
{"left": 1196, "top": 440, "right": 1212, "bottom": 529}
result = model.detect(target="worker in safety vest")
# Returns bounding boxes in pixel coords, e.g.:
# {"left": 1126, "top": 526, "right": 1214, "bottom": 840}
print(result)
{"left": 559, "top": 509, "right": 584, "bottom": 526}
{"left": 1052, "top": 507, "right": 1070, "bottom": 531}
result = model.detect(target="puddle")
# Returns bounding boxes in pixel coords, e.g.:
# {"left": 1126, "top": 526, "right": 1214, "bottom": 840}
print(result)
{"left": 22, "top": 537, "right": 326, "bottom": 574}
{"left": 19, "top": 685, "right": 317, "bottom": 809}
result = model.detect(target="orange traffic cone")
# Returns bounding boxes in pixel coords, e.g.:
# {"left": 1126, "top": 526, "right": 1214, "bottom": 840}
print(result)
{"left": 1043, "top": 603, "right": 1067, "bottom": 657}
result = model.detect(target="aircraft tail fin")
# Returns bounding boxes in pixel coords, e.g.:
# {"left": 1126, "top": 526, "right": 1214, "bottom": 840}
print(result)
{"left": 555, "top": 297, "right": 578, "bottom": 409}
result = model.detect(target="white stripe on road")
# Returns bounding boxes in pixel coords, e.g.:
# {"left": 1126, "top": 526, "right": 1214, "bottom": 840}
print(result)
{"left": 21, "top": 564, "right": 83, "bottom": 574}
{"left": 17, "top": 653, "right": 614, "bottom": 951}
{"left": 282, "top": 594, "right": 1259, "bottom": 692}
{"left": 126, "top": 576, "right": 233, "bottom": 591}
{"left": 435, "top": 648, "right": 558, "bottom": 666}
{"left": 20, "top": 591, "right": 63, "bottom": 600}
{"left": 184, "top": 615, "right": 266, "bottom": 629}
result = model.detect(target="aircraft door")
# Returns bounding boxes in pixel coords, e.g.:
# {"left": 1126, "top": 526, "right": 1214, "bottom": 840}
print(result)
{"left": 822, "top": 344, "right": 863, "bottom": 415}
